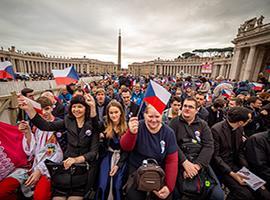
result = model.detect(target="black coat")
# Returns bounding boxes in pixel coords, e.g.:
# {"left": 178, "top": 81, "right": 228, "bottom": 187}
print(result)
{"left": 245, "top": 131, "right": 270, "bottom": 190}
{"left": 31, "top": 113, "right": 99, "bottom": 162}
{"left": 169, "top": 115, "right": 214, "bottom": 167}
{"left": 197, "top": 106, "right": 209, "bottom": 121}
{"left": 244, "top": 107, "right": 266, "bottom": 137}
{"left": 121, "top": 101, "right": 139, "bottom": 122}
{"left": 95, "top": 96, "right": 111, "bottom": 129}
{"left": 211, "top": 120, "right": 248, "bottom": 176}
{"left": 52, "top": 101, "right": 65, "bottom": 119}
{"left": 206, "top": 106, "right": 224, "bottom": 128}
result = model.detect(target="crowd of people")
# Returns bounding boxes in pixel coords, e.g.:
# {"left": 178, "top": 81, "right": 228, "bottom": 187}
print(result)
{"left": 0, "top": 72, "right": 270, "bottom": 200}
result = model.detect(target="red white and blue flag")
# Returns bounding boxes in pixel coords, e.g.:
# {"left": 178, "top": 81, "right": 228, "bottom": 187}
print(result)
{"left": 265, "top": 66, "right": 270, "bottom": 73}
{"left": 52, "top": 66, "right": 79, "bottom": 85}
{"left": 221, "top": 89, "right": 234, "bottom": 98}
{"left": 25, "top": 96, "right": 43, "bottom": 114}
{"left": 0, "top": 61, "right": 16, "bottom": 80}
{"left": 250, "top": 82, "right": 264, "bottom": 91}
{"left": 0, "top": 121, "right": 28, "bottom": 181}
{"left": 143, "top": 80, "right": 171, "bottom": 114}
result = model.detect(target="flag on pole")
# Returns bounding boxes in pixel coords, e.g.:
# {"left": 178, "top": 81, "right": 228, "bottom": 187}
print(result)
{"left": 143, "top": 80, "right": 171, "bottom": 114}
{"left": 52, "top": 66, "right": 79, "bottom": 85}
{"left": 0, "top": 121, "right": 28, "bottom": 181}
{"left": 250, "top": 82, "right": 264, "bottom": 91}
{"left": 221, "top": 89, "right": 234, "bottom": 98}
{"left": 0, "top": 61, "right": 16, "bottom": 80}
{"left": 265, "top": 66, "right": 270, "bottom": 73}
{"left": 25, "top": 97, "right": 43, "bottom": 114}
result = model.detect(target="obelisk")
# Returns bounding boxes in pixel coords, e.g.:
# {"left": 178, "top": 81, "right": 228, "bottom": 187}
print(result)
{"left": 118, "top": 29, "right": 121, "bottom": 70}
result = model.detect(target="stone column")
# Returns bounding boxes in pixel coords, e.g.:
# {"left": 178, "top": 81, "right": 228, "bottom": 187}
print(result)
{"left": 252, "top": 47, "right": 265, "bottom": 81}
{"left": 211, "top": 65, "right": 217, "bottom": 78}
{"left": 229, "top": 47, "right": 242, "bottom": 80}
{"left": 219, "top": 64, "right": 225, "bottom": 77}
{"left": 242, "top": 46, "right": 256, "bottom": 81}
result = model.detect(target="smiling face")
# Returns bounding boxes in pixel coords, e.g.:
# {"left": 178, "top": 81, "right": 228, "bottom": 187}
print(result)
{"left": 71, "top": 103, "right": 86, "bottom": 119}
{"left": 144, "top": 105, "right": 162, "bottom": 133}
{"left": 108, "top": 105, "right": 121, "bottom": 125}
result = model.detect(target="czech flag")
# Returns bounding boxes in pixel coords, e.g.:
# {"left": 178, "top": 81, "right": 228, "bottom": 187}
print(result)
{"left": 52, "top": 66, "right": 79, "bottom": 85}
{"left": 250, "top": 82, "right": 264, "bottom": 91}
{"left": 0, "top": 61, "right": 16, "bottom": 80}
{"left": 0, "top": 121, "right": 28, "bottom": 181}
{"left": 25, "top": 96, "right": 43, "bottom": 114}
{"left": 265, "top": 66, "right": 270, "bottom": 73}
{"left": 221, "top": 89, "right": 234, "bottom": 98}
{"left": 143, "top": 80, "right": 171, "bottom": 114}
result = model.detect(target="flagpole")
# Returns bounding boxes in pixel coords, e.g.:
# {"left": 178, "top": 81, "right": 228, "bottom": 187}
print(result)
{"left": 136, "top": 102, "right": 144, "bottom": 118}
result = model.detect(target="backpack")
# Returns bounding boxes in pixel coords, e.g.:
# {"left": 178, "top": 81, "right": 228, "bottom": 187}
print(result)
{"left": 136, "top": 159, "right": 165, "bottom": 192}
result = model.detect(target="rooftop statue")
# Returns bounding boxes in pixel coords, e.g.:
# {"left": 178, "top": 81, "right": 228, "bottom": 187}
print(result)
{"left": 257, "top": 15, "right": 264, "bottom": 26}
{"left": 238, "top": 16, "right": 265, "bottom": 34}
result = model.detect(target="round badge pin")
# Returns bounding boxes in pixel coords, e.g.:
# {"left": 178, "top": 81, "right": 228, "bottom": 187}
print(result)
{"left": 85, "top": 130, "right": 92, "bottom": 136}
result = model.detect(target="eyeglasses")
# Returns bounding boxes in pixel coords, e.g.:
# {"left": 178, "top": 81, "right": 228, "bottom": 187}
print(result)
{"left": 183, "top": 104, "right": 195, "bottom": 109}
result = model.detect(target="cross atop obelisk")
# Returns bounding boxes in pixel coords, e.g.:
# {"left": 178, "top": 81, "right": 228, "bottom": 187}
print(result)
{"left": 118, "top": 29, "right": 121, "bottom": 70}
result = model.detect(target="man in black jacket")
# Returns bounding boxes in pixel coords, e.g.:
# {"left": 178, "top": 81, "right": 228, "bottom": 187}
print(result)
{"left": 95, "top": 88, "right": 111, "bottom": 127}
{"left": 120, "top": 88, "right": 139, "bottom": 122}
{"left": 195, "top": 92, "right": 209, "bottom": 121}
{"left": 206, "top": 98, "right": 225, "bottom": 127}
{"left": 170, "top": 97, "right": 224, "bottom": 200}
{"left": 245, "top": 130, "right": 270, "bottom": 191}
{"left": 244, "top": 96, "right": 266, "bottom": 137}
{"left": 211, "top": 107, "right": 269, "bottom": 200}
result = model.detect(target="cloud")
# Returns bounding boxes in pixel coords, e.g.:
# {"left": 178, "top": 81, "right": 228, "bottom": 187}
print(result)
{"left": 0, "top": 0, "right": 269, "bottom": 68}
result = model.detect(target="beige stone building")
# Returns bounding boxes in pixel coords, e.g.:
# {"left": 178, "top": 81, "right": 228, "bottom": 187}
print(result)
{"left": 129, "top": 16, "right": 270, "bottom": 81}
{"left": 1, "top": 17, "right": 268, "bottom": 81}
{"left": 229, "top": 16, "right": 270, "bottom": 81}
{"left": 128, "top": 56, "right": 232, "bottom": 79}
{"left": 0, "top": 46, "right": 119, "bottom": 75}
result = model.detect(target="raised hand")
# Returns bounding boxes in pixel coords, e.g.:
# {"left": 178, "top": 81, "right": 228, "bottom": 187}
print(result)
{"left": 128, "top": 117, "right": 139, "bottom": 134}
{"left": 17, "top": 94, "right": 33, "bottom": 111}
{"left": 17, "top": 94, "right": 36, "bottom": 119}
{"left": 84, "top": 93, "right": 95, "bottom": 108}
{"left": 18, "top": 120, "right": 31, "bottom": 134}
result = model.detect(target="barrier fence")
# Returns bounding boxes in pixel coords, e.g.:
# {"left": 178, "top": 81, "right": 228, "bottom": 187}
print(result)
{"left": 0, "top": 76, "right": 102, "bottom": 124}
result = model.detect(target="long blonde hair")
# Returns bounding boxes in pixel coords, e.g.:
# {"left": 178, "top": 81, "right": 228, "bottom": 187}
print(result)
{"left": 104, "top": 100, "right": 127, "bottom": 139}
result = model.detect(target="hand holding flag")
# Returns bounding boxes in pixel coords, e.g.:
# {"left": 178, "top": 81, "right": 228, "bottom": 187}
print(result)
{"left": 18, "top": 120, "right": 31, "bottom": 135}
{"left": 17, "top": 94, "right": 42, "bottom": 116}
{"left": 128, "top": 117, "right": 139, "bottom": 134}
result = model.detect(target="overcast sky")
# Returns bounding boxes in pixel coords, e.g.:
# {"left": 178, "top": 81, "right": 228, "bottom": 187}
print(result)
{"left": 0, "top": 0, "right": 269, "bottom": 68}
